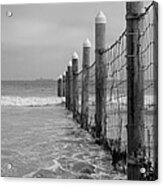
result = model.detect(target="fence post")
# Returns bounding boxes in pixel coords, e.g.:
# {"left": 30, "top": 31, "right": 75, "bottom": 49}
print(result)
{"left": 67, "top": 66, "right": 70, "bottom": 110}
{"left": 126, "top": 2, "right": 144, "bottom": 180}
{"left": 60, "top": 75, "right": 63, "bottom": 97}
{"left": 72, "top": 52, "right": 79, "bottom": 119}
{"left": 63, "top": 71, "right": 66, "bottom": 97}
{"left": 68, "top": 61, "right": 73, "bottom": 111}
{"left": 57, "top": 75, "right": 63, "bottom": 97}
{"left": 153, "top": 1, "right": 158, "bottom": 179}
{"left": 81, "top": 38, "right": 91, "bottom": 130}
{"left": 57, "top": 77, "right": 60, "bottom": 97}
{"left": 65, "top": 70, "right": 68, "bottom": 108}
{"left": 95, "top": 11, "right": 107, "bottom": 140}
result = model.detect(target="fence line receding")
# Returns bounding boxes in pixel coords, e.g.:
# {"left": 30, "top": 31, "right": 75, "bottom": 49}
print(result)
{"left": 57, "top": 1, "right": 158, "bottom": 181}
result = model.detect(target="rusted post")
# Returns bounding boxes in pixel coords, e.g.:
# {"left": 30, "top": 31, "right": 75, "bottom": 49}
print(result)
{"left": 81, "top": 38, "right": 91, "bottom": 130}
{"left": 95, "top": 11, "right": 107, "bottom": 140}
{"left": 153, "top": 1, "right": 158, "bottom": 179}
{"left": 126, "top": 1, "right": 144, "bottom": 180}
{"left": 72, "top": 52, "right": 79, "bottom": 119}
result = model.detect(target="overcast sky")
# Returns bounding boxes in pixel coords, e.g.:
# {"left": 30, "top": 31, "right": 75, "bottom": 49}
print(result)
{"left": 1, "top": 2, "right": 126, "bottom": 80}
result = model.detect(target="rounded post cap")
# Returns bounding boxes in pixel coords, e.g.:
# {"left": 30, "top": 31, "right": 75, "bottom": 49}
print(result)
{"left": 68, "top": 60, "right": 72, "bottom": 67}
{"left": 59, "top": 75, "right": 62, "bottom": 79}
{"left": 83, "top": 38, "right": 91, "bottom": 47}
{"left": 72, "top": 51, "right": 79, "bottom": 59}
{"left": 95, "top": 11, "right": 106, "bottom": 24}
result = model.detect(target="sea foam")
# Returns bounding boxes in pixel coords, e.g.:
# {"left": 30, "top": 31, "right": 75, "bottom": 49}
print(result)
{"left": 1, "top": 95, "right": 154, "bottom": 110}
{"left": 1, "top": 96, "right": 65, "bottom": 107}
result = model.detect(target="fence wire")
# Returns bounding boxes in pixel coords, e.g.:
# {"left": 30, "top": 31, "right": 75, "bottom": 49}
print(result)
{"left": 88, "top": 62, "right": 96, "bottom": 131}
{"left": 77, "top": 69, "right": 83, "bottom": 116}
{"left": 139, "top": 2, "right": 156, "bottom": 167}
{"left": 104, "top": 31, "right": 127, "bottom": 153}
{"left": 63, "top": 1, "right": 157, "bottom": 179}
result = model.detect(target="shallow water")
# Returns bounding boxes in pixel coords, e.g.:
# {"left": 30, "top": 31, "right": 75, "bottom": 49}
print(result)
{"left": 1, "top": 104, "right": 126, "bottom": 179}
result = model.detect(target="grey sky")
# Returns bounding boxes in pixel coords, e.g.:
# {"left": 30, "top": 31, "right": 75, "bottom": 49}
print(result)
{"left": 1, "top": 2, "right": 126, "bottom": 80}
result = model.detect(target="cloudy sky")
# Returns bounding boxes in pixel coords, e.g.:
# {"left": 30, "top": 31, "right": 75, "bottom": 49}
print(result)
{"left": 1, "top": 1, "right": 126, "bottom": 80}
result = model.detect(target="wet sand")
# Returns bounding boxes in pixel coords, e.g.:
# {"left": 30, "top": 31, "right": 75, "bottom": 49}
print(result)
{"left": 1, "top": 104, "right": 126, "bottom": 179}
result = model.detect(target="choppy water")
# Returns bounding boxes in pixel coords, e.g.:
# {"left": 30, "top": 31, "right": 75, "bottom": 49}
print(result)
{"left": 1, "top": 80, "right": 154, "bottom": 109}
{"left": 1, "top": 80, "right": 126, "bottom": 179}
{"left": 1, "top": 105, "right": 126, "bottom": 179}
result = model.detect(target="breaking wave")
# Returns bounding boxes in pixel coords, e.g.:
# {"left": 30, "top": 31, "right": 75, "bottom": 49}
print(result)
{"left": 1, "top": 95, "right": 154, "bottom": 110}
{"left": 1, "top": 96, "right": 65, "bottom": 107}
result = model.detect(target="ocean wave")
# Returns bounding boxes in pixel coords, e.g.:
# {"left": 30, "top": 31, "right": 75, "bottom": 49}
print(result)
{"left": 1, "top": 95, "right": 154, "bottom": 109}
{"left": 1, "top": 96, "right": 65, "bottom": 107}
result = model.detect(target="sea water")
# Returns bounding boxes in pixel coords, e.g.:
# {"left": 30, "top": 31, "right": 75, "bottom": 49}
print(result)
{"left": 1, "top": 80, "right": 153, "bottom": 178}
{"left": 1, "top": 80, "right": 126, "bottom": 179}
{"left": 1, "top": 80, "right": 64, "bottom": 106}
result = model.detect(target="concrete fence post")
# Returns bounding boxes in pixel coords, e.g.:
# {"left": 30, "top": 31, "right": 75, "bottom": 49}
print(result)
{"left": 67, "top": 61, "right": 73, "bottom": 111}
{"left": 57, "top": 78, "right": 60, "bottom": 97}
{"left": 153, "top": 1, "right": 158, "bottom": 179}
{"left": 95, "top": 11, "right": 107, "bottom": 140}
{"left": 62, "top": 71, "right": 66, "bottom": 97}
{"left": 81, "top": 38, "right": 91, "bottom": 130}
{"left": 72, "top": 52, "right": 79, "bottom": 119}
{"left": 65, "top": 70, "right": 68, "bottom": 108}
{"left": 126, "top": 1, "right": 144, "bottom": 180}
{"left": 57, "top": 75, "right": 63, "bottom": 97}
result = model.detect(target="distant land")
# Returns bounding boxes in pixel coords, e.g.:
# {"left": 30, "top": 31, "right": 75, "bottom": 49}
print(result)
{"left": 1, "top": 78, "right": 56, "bottom": 82}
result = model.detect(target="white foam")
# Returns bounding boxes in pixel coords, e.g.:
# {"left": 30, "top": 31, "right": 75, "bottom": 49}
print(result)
{"left": 1, "top": 96, "right": 65, "bottom": 107}
{"left": 47, "top": 159, "right": 61, "bottom": 172}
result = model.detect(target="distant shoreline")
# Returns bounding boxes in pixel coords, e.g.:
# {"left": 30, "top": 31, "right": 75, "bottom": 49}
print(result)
{"left": 1, "top": 79, "right": 57, "bottom": 82}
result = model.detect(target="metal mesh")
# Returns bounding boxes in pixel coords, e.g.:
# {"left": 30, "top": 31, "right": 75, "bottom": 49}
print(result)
{"left": 62, "top": 1, "right": 157, "bottom": 179}
{"left": 88, "top": 62, "right": 96, "bottom": 130}
{"left": 139, "top": 2, "right": 156, "bottom": 165}
{"left": 77, "top": 69, "right": 83, "bottom": 115}
{"left": 104, "top": 31, "right": 127, "bottom": 151}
